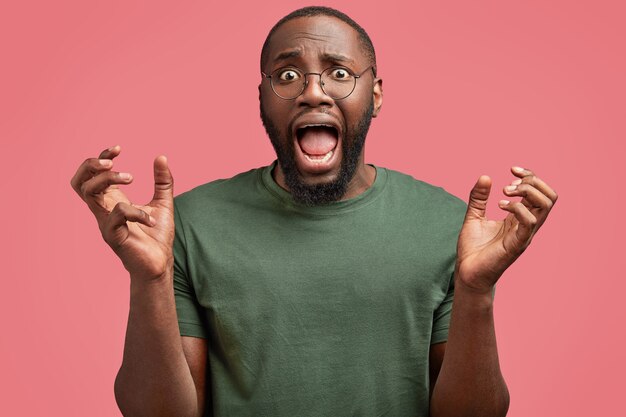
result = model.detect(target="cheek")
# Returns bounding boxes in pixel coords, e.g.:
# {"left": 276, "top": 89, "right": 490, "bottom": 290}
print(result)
{"left": 340, "top": 87, "right": 373, "bottom": 121}
{"left": 339, "top": 101, "right": 370, "bottom": 129}
{"left": 352, "top": 86, "right": 374, "bottom": 107}
{"left": 259, "top": 86, "right": 273, "bottom": 112}
{"left": 261, "top": 91, "right": 284, "bottom": 118}
{"left": 260, "top": 82, "right": 283, "bottom": 107}
{"left": 260, "top": 94, "right": 292, "bottom": 137}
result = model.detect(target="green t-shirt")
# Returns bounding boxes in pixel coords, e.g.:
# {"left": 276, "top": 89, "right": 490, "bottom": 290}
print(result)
{"left": 173, "top": 162, "right": 467, "bottom": 417}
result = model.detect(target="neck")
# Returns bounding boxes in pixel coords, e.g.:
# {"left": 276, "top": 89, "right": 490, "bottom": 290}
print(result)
{"left": 340, "top": 159, "right": 376, "bottom": 200}
{"left": 272, "top": 157, "right": 376, "bottom": 203}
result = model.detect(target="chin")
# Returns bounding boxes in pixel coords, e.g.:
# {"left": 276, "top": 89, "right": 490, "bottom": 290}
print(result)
{"left": 260, "top": 99, "right": 374, "bottom": 206}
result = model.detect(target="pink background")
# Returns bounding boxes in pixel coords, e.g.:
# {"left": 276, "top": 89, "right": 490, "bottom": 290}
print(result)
{"left": 1, "top": 1, "right": 624, "bottom": 415}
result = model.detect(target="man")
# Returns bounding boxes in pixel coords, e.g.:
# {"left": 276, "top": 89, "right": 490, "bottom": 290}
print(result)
{"left": 70, "top": 6, "right": 557, "bottom": 417}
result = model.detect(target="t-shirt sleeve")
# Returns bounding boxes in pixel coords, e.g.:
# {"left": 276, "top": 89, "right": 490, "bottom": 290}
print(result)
{"left": 431, "top": 275, "right": 454, "bottom": 344}
{"left": 173, "top": 201, "right": 208, "bottom": 339}
{"left": 430, "top": 277, "right": 497, "bottom": 344}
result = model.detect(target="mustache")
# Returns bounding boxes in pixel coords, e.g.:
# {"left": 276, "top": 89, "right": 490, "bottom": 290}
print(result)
{"left": 287, "top": 110, "right": 344, "bottom": 140}
{"left": 259, "top": 98, "right": 345, "bottom": 141}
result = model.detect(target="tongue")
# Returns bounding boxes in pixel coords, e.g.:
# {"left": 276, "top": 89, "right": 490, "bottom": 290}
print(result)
{"left": 298, "top": 127, "right": 338, "bottom": 156}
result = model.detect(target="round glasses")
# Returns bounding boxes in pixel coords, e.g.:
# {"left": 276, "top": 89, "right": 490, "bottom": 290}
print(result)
{"left": 262, "top": 66, "right": 374, "bottom": 100}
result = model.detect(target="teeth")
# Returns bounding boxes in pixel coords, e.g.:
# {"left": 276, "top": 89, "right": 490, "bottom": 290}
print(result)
{"left": 302, "top": 124, "right": 333, "bottom": 128}
{"left": 304, "top": 150, "right": 333, "bottom": 164}
{"left": 298, "top": 124, "right": 338, "bottom": 134}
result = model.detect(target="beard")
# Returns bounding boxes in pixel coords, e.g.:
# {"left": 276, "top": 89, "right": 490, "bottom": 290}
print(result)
{"left": 260, "top": 100, "right": 374, "bottom": 206}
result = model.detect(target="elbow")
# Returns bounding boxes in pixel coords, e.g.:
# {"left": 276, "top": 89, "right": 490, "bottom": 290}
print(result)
{"left": 113, "top": 370, "right": 156, "bottom": 417}
{"left": 430, "top": 379, "right": 511, "bottom": 417}
{"left": 113, "top": 370, "right": 201, "bottom": 417}
{"left": 114, "top": 370, "right": 135, "bottom": 417}
{"left": 497, "top": 382, "right": 511, "bottom": 417}
{"left": 488, "top": 377, "right": 511, "bottom": 417}
{"left": 479, "top": 380, "right": 511, "bottom": 417}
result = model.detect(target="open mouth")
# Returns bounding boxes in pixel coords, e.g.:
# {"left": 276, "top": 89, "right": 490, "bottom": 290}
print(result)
{"left": 296, "top": 125, "right": 339, "bottom": 164}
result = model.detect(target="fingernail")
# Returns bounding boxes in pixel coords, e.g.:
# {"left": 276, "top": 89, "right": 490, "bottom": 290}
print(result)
{"left": 99, "top": 159, "right": 112, "bottom": 166}
{"left": 108, "top": 145, "right": 120, "bottom": 151}
{"left": 499, "top": 200, "right": 510, "bottom": 206}
{"left": 512, "top": 179, "right": 522, "bottom": 185}
{"left": 149, "top": 216, "right": 156, "bottom": 225}
{"left": 505, "top": 185, "right": 517, "bottom": 192}
{"left": 512, "top": 166, "right": 524, "bottom": 173}
{"left": 119, "top": 173, "right": 132, "bottom": 180}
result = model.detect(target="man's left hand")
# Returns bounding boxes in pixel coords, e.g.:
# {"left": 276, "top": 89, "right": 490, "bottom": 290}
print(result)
{"left": 455, "top": 167, "right": 558, "bottom": 294}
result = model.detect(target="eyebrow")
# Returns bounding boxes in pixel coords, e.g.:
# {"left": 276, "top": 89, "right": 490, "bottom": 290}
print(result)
{"left": 322, "top": 53, "right": 356, "bottom": 65}
{"left": 274, "top": 50, "right": 302, "bottom": 62}
{"left": 272, "top": 50, "right": 356, "bottom": 66}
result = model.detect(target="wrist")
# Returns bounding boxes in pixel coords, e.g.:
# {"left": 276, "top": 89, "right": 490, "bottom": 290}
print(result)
{"left": 126, "top": 254, "right": 174, "bottom": 281}
{"left": 129, "top": 262, "right": 173, "bottom": 287}
{"left": 454, "top": 274, "right": 496, "bottom": 307}
{"left": 452, "top": 285, "right": 495, "bottom": 319}
{"left": 454, "top": 263, "right": 500, "bottom": 294}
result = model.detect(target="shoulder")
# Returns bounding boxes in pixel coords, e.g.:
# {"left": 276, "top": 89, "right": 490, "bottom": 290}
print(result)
{"left": 381, "top": 167, "right": 467, "bottom": 215}
{"left": 174, "top": 166, "right": 265, "bottom": 212}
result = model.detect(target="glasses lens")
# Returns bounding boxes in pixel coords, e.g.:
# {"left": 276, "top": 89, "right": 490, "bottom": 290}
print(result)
{"left": 271, "top": 68, "right": 305, "bottom": 99}
{"left": 269, "top": 67, "right": 358, "bottom": 100}
{"left": 321, "top": 67, "right": 356, "bottom": 100}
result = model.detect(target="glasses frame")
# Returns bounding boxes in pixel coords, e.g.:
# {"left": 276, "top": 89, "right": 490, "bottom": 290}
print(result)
{"left": 262, "top": 65, "right": 375, "bottom": 100}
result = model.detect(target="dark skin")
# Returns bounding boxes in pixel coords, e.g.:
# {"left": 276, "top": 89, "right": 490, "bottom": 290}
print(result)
{"left": 70, "top": 14, "right": 557, "bottom": 417}
{"left": 259, "top": 16, "right": 383, "bottom": 199}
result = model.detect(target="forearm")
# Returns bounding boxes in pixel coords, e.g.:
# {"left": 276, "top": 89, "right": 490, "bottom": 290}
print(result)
{"left": 114, "top": 270, "right": 199, "bottom": 417}
{"left": 429, "top": 281, "right": 509, "bottom": 417}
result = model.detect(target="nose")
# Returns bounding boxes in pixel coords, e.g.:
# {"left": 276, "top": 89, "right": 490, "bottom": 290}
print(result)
{"left": 297, "top": 73, "right": 333, "bottom": 107}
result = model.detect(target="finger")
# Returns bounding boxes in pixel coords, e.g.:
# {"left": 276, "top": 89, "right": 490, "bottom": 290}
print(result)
{"left": 507, "top": 178, "right": 533, "bottom": 210}
{"left": 71, "top": 146, "right": 122, "bottom": 194}
{"left": 465, "top": 175, "right": 492, "bottom": 220}
{"left": 70, "top": 158, "right": 114, "bottom": 194}
{"left": 511, "top": 166, "right": 535, "bottom": 178}
{"left": 151, "top": 155, "right": 174, "bottom": 203}
{"left": 511, "top": 166, "right": 558, "bottom": 203}
{"left": 98, "top": 145, "right": 122, "bottom": 160}
{"left": 498, "top": 200, "right": 537, "bottom": 245}
{"left": 80, "top": 170, "right": 133, "bottom": 198}
{"left": 503, "top": 186, "right": 550, "bottom": 231}
{"left": 109, "top": 202, "right": 155, "bottom": 228}
{"left": 103, "top": 202, "right": 156, "bottom": 246}
{"left": 503, "top": 183, "right": 554, "bottom": 213}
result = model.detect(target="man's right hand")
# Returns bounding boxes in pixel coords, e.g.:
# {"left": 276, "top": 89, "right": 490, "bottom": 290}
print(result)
{"left": 70, "top": 145, "right": 175, "bottom": 281}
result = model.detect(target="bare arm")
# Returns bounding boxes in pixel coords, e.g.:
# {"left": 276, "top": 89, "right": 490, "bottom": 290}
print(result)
{"left": 430, "top": 168, "right": 557, "bottom": 417}
{"left": 428, "top": 342, "right": 445, "bottom": 398}
{"left": 71, "top": 146, "right": 207, "bottom": 417}
{"left": 429, "top": 287, "right": 509, "bottom": 417}
{"left": 114, "top": 275, "right": 207, "bottom": 417}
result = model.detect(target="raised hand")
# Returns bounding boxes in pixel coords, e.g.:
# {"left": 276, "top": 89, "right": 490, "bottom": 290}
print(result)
{"left": 455, "top": 167, "right": 558, "bottom": 294}
{"left": 70, "top": 146, "right": 175, "bottom": 280}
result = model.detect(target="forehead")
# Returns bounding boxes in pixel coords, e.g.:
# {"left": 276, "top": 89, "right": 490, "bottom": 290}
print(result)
{"left": 266, "top": 16, "right": 364, "bottom": 67}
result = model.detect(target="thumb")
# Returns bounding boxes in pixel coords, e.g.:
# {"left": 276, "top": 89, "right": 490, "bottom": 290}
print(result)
{"left": 152, "top": 155, "right": 174, "bottom": 203}
{"left": 465, "top": 175, "right": 491, "bottom": 220}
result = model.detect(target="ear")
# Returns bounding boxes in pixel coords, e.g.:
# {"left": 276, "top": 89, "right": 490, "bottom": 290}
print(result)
{"left": 372, "top": 77, "right": 383, "bottom": 118}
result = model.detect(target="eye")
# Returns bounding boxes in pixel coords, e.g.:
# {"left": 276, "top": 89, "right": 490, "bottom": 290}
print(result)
{"left": 277, "top": 69, "right": 301, "bottom": 82}
{"left": 329, "top": 68, "right": 353, "bottom": 80}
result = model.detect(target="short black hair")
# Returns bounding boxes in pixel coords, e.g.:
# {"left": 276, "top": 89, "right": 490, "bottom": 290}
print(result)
{"left": 260, "top": 6, "right": 377, "bottom": 77}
